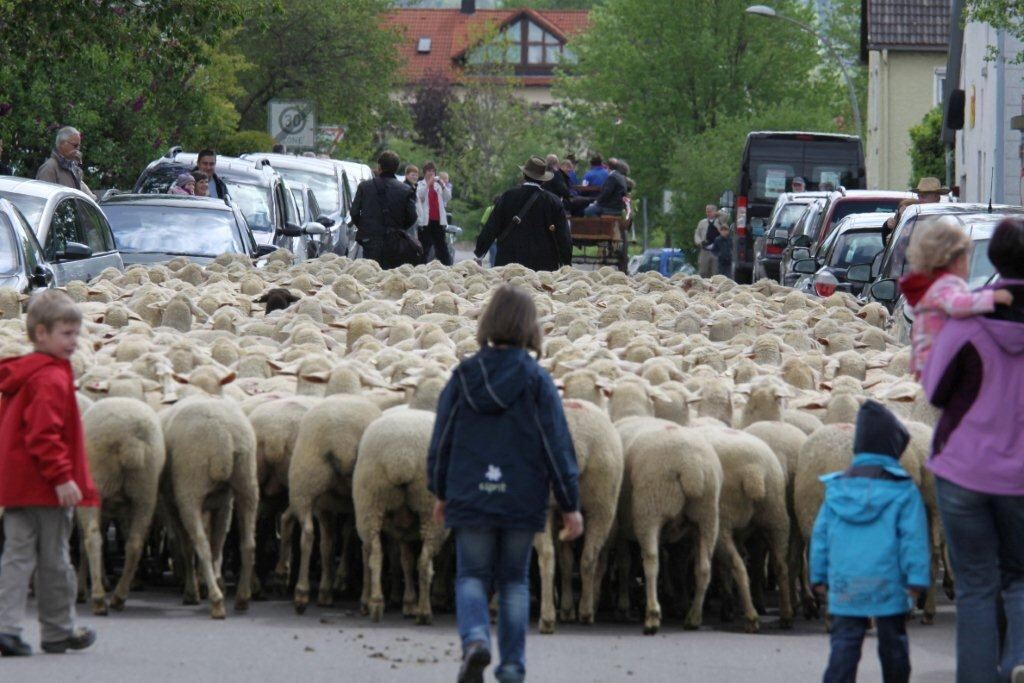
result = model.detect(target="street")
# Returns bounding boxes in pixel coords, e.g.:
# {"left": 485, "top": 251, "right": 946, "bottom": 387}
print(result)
{"left": 5, "top": 591, "right": 956, "bottom": 682}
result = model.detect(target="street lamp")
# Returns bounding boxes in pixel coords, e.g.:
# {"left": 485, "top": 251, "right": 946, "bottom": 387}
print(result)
{"left": 745, "top": 4, "right": 864, "bottom": 142}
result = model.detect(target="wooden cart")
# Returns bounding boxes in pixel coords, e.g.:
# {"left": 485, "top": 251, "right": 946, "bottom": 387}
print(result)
{"left": 568, "top": 201, "right": 633, "bottom": 272}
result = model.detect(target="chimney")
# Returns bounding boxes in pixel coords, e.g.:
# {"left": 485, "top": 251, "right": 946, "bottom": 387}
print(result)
{"left": 461, "top": 0, "right": 475, "bottom": 14}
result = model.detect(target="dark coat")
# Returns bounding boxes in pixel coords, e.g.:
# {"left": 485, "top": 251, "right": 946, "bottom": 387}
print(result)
{"left": 350, "top": 174, "right": 418, "bottom": 243}
{"left": 594, "top": 170, "right": 628, "bottom": 212}
{"left": 542, "top": 169, "right": 573, "bottom": 209}
{"left": 474, "top": 183, "right": 571, "bottom": 271}
{"left": 209, "top": 173, "right": 229, "bottom": 201}
{"left": 708, "top": 233, "right": 732, "bottom": 274}
{"left": 427, "top": 346, "right": 580, "bottom": 531}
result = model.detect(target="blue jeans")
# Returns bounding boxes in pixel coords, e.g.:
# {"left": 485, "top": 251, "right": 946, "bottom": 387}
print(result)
{"left": 824, "top": 615, "right": 910, "bottom": 683}
{"left": 937, "top": 477, "right": 1024, "bottom": 682}
{"left": 455, "top": 527, "right": 534, "bottom": 683}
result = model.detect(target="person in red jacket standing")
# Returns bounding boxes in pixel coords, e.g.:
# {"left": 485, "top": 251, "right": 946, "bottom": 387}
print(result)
{"left": 0, "top": 289, "right": 98, "bottom": 657}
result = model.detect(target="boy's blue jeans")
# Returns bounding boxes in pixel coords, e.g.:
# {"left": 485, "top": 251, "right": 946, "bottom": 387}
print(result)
{"left": 937, "top": 477, "right": 1024, "bottom": 682}
{"left": 825, "top": 614, "right": 910, "bottom": 683}
{"left": 455, "top": 527, "right": 534, "bottom": 683}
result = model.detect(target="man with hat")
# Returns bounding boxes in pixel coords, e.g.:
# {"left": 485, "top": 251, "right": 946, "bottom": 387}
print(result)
{"left": 474, "top": 156, "right": 571, "bottom": 272}
{"left": 792, "top": 176, "right": 806, "bottom": 193}
{"left": 914, "top": 177, "right": 948, "bottom": 204}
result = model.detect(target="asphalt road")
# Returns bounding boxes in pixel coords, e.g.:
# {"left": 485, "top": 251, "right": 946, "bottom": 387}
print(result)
{"left": 5, "top": 591, "right": 957, "bottom": 682}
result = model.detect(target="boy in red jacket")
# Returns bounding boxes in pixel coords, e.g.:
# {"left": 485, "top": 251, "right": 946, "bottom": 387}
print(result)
{"left": 0, "top": 289, "right": 97, "bottom": 656}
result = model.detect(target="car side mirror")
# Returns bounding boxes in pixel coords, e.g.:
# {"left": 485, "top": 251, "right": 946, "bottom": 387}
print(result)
{"left": 303, "top": 222, "right": 327, "bottom": 236}
{"left": 846, "top": 263, "right": 872, "bottom": 283}
{"left": 315, "top": 215, "right": 335, "bottom": 228}
{"left": 793, "top": 258, "right": 819, "bottom": 275}
{"left": 254, "top": 244, "right": 277, "bottom": 258}
{"left": 55, "top": 241, "right": 93, "bottom": 261}
{"left": 791, "top": 234, "right": 811, "bottom": 248}
{"left": 870, "top": 278, "right": 898, "bottom": 302}
{"left": 31, "top": 265, "right": 53, "bottom": 288}
{"left": 281, "top": 221, "right": 304, "bottom": 237}
{"left": 791, "top": 247, "right": 810, "bottom": 262}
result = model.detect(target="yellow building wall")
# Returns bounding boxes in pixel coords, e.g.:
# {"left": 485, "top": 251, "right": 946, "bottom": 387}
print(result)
{"left": 866, "top": 50, "right": 946, "bottom": 190}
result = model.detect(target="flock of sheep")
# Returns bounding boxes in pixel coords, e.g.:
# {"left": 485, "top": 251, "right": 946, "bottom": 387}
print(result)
{"left": 0, "top": 249, "right": 949, "bottom": 636}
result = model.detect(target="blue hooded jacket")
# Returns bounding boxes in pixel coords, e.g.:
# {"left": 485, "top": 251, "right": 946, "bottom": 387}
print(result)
{"left": 426, "top": 346, "right": 580, "bottom": 531}
{"left": 810, "top": 401, "right": 931, "bottom": 617}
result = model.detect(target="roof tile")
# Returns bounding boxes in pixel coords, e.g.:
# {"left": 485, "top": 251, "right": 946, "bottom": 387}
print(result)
{"left": 866, "top": 0, "right": 950, "bottom": 50}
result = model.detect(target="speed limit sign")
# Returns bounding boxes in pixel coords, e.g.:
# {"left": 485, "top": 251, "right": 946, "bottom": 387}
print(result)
{"left": 268, "top": 100, "right": 317, "bottom": 149}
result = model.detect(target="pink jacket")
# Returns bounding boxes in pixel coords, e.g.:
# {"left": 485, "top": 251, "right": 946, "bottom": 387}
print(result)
{"left": 910, "top": 273, "right": 994, "bottom": 377}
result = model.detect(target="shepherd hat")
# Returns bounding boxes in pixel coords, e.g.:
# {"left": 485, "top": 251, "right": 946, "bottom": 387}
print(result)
{"left": 520, "top": 156, "right": 554, "bottom": 183}
{"left": 914, "top": 177, "right": 949, "bottom": 194}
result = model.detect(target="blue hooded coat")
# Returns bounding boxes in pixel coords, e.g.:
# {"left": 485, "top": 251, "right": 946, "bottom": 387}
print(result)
{"left": 426, "top": 346, "right": 580, "bottom": 531}
{"left": 810, "top": 400, "right": 931, "bottom": 617}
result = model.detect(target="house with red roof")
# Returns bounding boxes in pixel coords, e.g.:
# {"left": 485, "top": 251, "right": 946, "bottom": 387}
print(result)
{"left": 384, "top": 0, "right": 590, "bottom": 106}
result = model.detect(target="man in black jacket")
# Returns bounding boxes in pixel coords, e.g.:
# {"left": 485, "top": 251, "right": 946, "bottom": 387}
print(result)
{"left": 541, "top": 153, "right": 572, "bottom": 212}
{"left": 350, "top": 150, "right": 418, "bottom": 267}
{"left": 474, "top": 157, "right": 571, "bottom": 271}
{"left": 584, "top": 159, "right": 629, "bottom": 216}
{"left": 195, "top": 149, "right": 230, "bottom": 200}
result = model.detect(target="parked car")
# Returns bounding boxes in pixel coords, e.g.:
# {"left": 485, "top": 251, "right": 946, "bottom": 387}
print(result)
{"left": 0, "top": 177, "right": 124, "bottom": 285}
{"left": 99, "top": 194, "right": 280, "bottom": 266}
{"left": 0, "top": 197, "right": 54, "bottom": 295}
{"left": 752, "top": 191, "right": 828, "bottom": 281}
{"left": 628, "top": 248, "right": 697, "bottom": 277}
{"left": 791, "top": 212, "right": 889, "bottom": 298}
{"left": 779, "top": 189, "right": 911, "bottom": 287}
{"left": 134, "top": 149, "right": 325, "bottom": 256}
{"left": 732, "top": 131, "right": 866, "bottom": 283}
{"left": 777, "top": 198, "right": 826, "bottom": 287}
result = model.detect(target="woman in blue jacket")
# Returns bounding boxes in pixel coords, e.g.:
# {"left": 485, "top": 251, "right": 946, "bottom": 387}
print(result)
{"left": 427, "top": 284, "right": 583, "bottom": 683}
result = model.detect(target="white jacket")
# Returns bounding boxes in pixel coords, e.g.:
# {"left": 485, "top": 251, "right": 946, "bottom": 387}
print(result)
{"left": 415, "top": 179, "right": 452, "bottom": 227}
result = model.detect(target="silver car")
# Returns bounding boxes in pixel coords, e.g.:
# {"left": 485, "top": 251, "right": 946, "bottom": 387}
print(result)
{"left": 0, "top": 198, "right": 54, "bottom": 294}
{"left": 0, "top": 177, "right": 124, "bottom": 285}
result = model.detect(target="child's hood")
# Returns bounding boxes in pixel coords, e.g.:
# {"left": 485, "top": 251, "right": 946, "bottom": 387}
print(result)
{"left": 455, "top": 346, "right": 533, "bottom": 415}
{"left": 821, "top": 455, "right": 913, "bottom": 525}
{"left": 0, "top": 352, "right": 64, "bottom": 395}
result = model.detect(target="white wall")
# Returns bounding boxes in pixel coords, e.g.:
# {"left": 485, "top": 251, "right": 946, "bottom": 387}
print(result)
{"left": 956, "top": 23, "right": 1024, "bottom": 205}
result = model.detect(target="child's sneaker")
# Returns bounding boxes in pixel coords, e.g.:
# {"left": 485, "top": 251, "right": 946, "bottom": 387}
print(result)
{"left": 41, "top": 627, "right": 95, "bottom": 654}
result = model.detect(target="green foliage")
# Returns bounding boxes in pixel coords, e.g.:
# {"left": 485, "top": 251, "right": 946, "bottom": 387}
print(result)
{"left": 499, "top": 0, "right": 601, "bottom": 8}
{"left": 0, "top": 0, "right": 250, "bottom": 187}
{"left": 908, "top": 106, "right": 946, "bottom": 185}
{"left": 231, "top": 0, "right": 404, "bottom": 155}
{"left": 218, "top": 130, "right": 277, "bottom": 157}
{"left": 964, "top": 1, "right": 1024, "bottom": 61}
{"left": 667, "top": 101, "right": 840, "bottom": 245}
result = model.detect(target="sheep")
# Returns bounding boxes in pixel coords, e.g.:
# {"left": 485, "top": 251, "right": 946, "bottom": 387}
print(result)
{"left": 287, "top": 395, "right": 382, "bottom": 612}
{"left": 613, "top": 417, "right": 722, "bottom": 634}
{"left": 352, "top": 409, "right": 448, "bottom": 624}
{"left": 78, "top": 399, "right": 166, "bottom": 615}
{"left": 160, "top": 397, "right": 258, "bottom": 618}
{"left": 534, "top": 400, "right": 624, "bottom": 633}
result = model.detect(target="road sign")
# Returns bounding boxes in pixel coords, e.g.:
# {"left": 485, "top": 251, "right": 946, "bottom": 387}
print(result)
{"left": 268, "top": 100, "right": 317, "bottom": 149}
{"left": 318, "top": 125, "right": 347, "bottom": 155}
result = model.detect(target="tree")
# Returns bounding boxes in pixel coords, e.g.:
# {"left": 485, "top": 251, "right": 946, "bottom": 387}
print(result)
{"left": 410, "top": 73, "right": 456, "bottom": 152}
{"left": 499, "top": 0, "right": 601, "bottom": 8}
{"left": 231, "top": 0, "right": 404, "bottom": 158}
{"left": 964, "top": 1, "right": 1024, "bottom": 59}
{"left": 908, "top": 106, "right": 945, "bottom": 185}
{"left": 556, "top": 0, "right": 849, "bottom": 203}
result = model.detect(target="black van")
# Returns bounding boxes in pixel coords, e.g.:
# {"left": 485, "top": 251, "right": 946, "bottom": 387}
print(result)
{"left": 733, "top": 131, "right": 865, "bottom": 283}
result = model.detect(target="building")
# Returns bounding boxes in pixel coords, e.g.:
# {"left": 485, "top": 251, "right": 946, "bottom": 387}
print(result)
{"left": 862, "top": 0, "right": 949, "bottom": 190}
{"left": 948, "top": 21, "right": 1024, "bottom": 204}
{"left": 384, "top": 0, "right": 590, "bottom": 106}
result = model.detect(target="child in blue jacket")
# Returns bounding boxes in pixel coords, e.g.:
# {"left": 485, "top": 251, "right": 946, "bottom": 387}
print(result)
{"left": 811, "top": 400, "right": 930, "bottom": 683}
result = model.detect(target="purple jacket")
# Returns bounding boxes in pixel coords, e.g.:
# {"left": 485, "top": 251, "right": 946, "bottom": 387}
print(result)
{"left": 922, "top": 279, "right": 1024, "bottom": 495}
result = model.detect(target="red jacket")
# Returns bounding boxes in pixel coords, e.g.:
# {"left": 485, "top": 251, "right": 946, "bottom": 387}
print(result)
{"left": 0, "top": 353, "right": 98, "bottom": 507}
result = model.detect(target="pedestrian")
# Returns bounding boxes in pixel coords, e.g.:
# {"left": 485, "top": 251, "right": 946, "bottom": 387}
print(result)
{"left": 35, "top": 126, "right": 94, "bottom": 199}
{"left": 706, "top": 216, "right": 733, "bottom": 279}
{"left": 791, "top": 176, "right": 806, "bottom": 193}
{"left": 0, "top": 289, "right": 99, "bottom": 657}
{"left": 811, "top": 400, "right": 930, "bottom": 683}
{"left": 913, "top": 177, "right": 947, "bottom": 204}
{"left": 403, "top": 165, "right": 419, "bottom": 191}
{"left": 349, "top": 150, "right": 419, "bottom": 269}
{"left": 427, "top": 284, "right": 583, "bottom": 683}
{"left": 168, "top": 172, "right": 196, "bottom": 196}
{"left": 474, "top": 156, "right": 571, "bottom": 272}
{"left": 272, "top": 143, "right": 285, "bottom": 153}
{"left": 582, "top": 154, "right": 608, "bottom": 189}
{"left": 694, "top": 204, "right": 718, "bottom": 278}
{"left": 415, "top": 161, "right": 453, "bottom": 266}
{"left": 583, "top": 159, "right": 628, "bottom": 217}
{"left": 0, "top": 136, "right": 13, "bottom": 176}
{"left": 191, "top": 170, "right": 209, "bottom": 197}
{"left": 920, "top": 218, "right": 1024, "bottom": 683}
{"left": 881, "top": 197, "right": 918, "bottom": 247}
{"left": 898, "top": 216, "right": 1013, "bottom": 377}
{"left": 194, "top": 149, "right": 229, "bottom": 200}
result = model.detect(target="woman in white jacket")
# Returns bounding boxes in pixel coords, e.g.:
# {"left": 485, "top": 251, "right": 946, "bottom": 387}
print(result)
{"left": 416, "top": 161, "right": 453, "bottom": 265}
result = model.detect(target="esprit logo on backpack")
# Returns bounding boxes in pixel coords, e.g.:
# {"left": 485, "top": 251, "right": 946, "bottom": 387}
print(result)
{"left": 479, "top": 465, "right": 507, "bottom": 494}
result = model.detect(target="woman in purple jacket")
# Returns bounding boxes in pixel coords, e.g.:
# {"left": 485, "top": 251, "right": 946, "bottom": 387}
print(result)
{"left": 922, "top": 218, "right": 1024, "bottom": 683}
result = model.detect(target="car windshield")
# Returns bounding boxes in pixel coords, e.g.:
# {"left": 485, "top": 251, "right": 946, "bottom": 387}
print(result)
{"left": 0, "top": 192, "right": 47, "bottom": 228}
{"left": 275, "top": 168, "right": 338, "bottom": 214}
{"left": 831, "top": 231, "right": 883, "bottom": 268}
{"left": 969, "top": 239, "right": 995, "bottom": 288}
{"left": 103, "top": 203, "right": 243, "bottom": 256}
{"left": 225, "top": 182, "right": 274, "bottom": 233}
{"left": 0, "top": 214, "right": 19, "bottom": 274}
{"left": 135, "top": 166, "right": 187, "bottom": 194}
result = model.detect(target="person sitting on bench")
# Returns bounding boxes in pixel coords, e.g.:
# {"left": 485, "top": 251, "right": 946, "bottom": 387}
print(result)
{"left": 584, "top": 159, "right": 628, "bottom": 217}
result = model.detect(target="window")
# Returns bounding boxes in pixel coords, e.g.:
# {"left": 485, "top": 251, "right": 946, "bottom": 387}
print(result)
{"left": 0, "top": 215, "right": 19, "bottom": 274}
{"left": 934, "top": 68, "right": 947, "bottom": 107}
{"left": 46, "top": 199, "right": 83, "bottom": 258}
{"left": 417, "top": 37, "right": 432, "bottom": 54}
{"left": 466, "top": 16, "right": 575, "bottom": 69}
{"left": 76, "top": 200, "right": 115, "bottom": 253}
